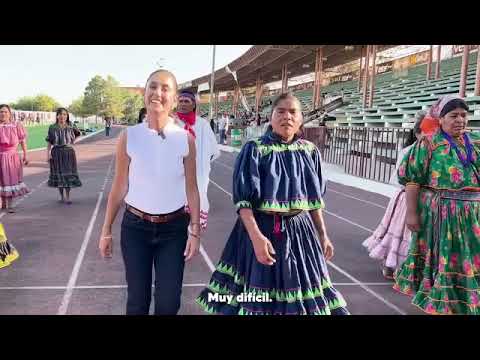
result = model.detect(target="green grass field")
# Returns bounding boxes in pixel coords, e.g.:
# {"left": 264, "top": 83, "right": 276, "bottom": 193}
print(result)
{"left": 24, "top": 124, "right": 105, "bottom": 150}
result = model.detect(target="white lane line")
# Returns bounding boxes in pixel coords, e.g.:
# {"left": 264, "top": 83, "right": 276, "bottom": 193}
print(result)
{"left": 332, "top": 282, "right": 394, "bottom": 286}
{"left": 0, "top": 282, "right": 395, "bottom": 290}
{"left": 200, "top": 245, "right": 216, "bottom": 273}
{"left": 57, "top": 156, "right": 115, "bottom": 315}
{"left": 326, "top": 189, "right": 387, "bottom": 209}
{"left": 323, "top": 210, "right": 374, "bottom": 233}
{"left": 213, "top": 160, "right": 234, "bottom": 171}
{"left": 327, "top": 261, "right": 406, "bottom": 315}
{"left": 210, "top": 179, "right": 232, "bottom": 198}
{"left": 213, "top": 160, "right": 387, "bottom": 210}
{"left": 208, "top": 179, "right": 406, "bottom": 315}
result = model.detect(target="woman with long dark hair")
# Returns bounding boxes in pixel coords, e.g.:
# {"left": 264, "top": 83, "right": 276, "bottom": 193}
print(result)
{"left": 46, "top": 108, "right": 82, "bottom": 204}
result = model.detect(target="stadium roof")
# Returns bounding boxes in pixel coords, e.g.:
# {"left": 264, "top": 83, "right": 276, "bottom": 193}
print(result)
{"left": 181, "top": 45, "right": 395, "bottom": 92}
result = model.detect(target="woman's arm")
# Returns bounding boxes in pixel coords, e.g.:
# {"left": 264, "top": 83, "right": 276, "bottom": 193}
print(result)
{"left": 239, "top": 208, "right": 276, "bottom": 265}
{"left": 184, "top": 133, "right": 201, "bottom": 261}
{"left": 47, "top": 143, "right": 52, "bottom": 162}
{"left": 405, "top": 184, "right": 421, "bottom": 232}
{"left": 99, "top": 131, "right": 130, "bottom": 258}
{"left": 20, "top": 140, "right": 28, "bottom": 165}
{"left": 309, "top": 209, "right": 334, "bottom": 260}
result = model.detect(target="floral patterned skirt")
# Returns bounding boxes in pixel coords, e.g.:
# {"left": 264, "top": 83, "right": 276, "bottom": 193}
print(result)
{"left": 394, "top": 188, "right": 480, "bottom": 314}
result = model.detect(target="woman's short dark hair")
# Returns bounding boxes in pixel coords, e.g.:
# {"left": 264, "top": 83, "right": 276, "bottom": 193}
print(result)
{"left": 56, "top": 107, "right": 71, "bottom": 125}
{"left": 440, "top": 98, "right": 469, "bottom": 118}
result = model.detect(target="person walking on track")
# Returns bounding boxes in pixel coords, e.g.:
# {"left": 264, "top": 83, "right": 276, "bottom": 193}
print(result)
{"left": 394, "top": 95, "right": 480, "bottom": 315}
{"left": 175, "top": 90, "right": 219, "bottom": 231}
{"left": 0, "top": 104, "right": 29, "bottom": 213}
{"left": 46, "top": 108, "right": 82, "bottom": 204}
{"left": 99, "top": 69, "right": 201, "bottom": 315}
{"left": 196, "top": 93, "right": 349, "bottom": 315}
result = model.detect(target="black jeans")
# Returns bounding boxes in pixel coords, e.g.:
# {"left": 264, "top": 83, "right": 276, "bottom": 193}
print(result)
{"left": 105, "top": 127, "right": 111, "bottom": 136}
{"left": 120, "top": 209, "right": 189, "bottom": 315}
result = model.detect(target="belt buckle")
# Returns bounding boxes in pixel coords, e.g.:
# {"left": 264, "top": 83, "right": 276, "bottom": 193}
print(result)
{"left": 150, "top": 215, "right": 161, "bottom": 223}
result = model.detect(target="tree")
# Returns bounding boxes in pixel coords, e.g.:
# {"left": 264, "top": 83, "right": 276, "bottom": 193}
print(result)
{"left": 123, "top": 92, "right": 144, "bottom": 124}
{"left": 82, "top": 75, "right": 106, "bottom": 116}
{"left": 69, "top": 96, "right": 87, "bottom": 117}
{"left": 11, "top": 95, "right": 60, "bottom": 111}
{"left": 101, "top": 75, "right": 125, "bottom": 119}
{"left": 12, "top": 96, "right": 36, "bottom": 111}
{"left": 33, "top": 94, "right": 60, "bottom": 112}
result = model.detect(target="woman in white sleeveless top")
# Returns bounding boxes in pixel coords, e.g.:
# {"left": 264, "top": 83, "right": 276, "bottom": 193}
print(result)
{"left": 98, "top": 70, "right": 201, "bottom": 315}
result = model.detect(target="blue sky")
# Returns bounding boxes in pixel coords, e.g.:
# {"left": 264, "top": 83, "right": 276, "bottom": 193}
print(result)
{"left": 0, "top": 45, "right": 251, "bottom": 107}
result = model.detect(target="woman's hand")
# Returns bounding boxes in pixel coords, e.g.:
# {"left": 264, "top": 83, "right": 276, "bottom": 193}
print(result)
{"left": 99, "top": 228, "right": 113, "bottom": 258}
{"left": 184, "top": 227, "right": 200, "bottom": 261}
{"left": 319, "top": 235, "right": 334, "bottom": 261}
{"left": 406, "top": 211, "right": 421, "bottom": 232}
{"left": 23, "top": 154, "right": 29, "bottom": 166}
{"left": 251, "top": 233, "right": 276, "bottom": 266}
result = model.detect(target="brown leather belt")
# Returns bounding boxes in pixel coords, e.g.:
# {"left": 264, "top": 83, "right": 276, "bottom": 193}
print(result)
{"left": 126, "top": 204, "right": 186, "bottom": 223}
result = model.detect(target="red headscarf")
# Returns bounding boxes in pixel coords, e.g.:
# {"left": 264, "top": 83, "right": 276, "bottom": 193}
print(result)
{"left": 176, "top": 111, "right": 196, "bottom": 138}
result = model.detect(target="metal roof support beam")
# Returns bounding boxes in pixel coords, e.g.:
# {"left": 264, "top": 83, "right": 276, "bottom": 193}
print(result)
{"left": 426, "top": 45, "right": 433, "bottom": 80}
{"left": 435, "top": 45, "right": 442, "bottom": 79}
{"left": 358, "top": 46, "right": 364, "bottom": 92}
{"left": 313, "top": 48, "right": 323, "bottom": 109}
{"left": 255, "top": 76, "right": 263, "bottom": 116}
{"left": 281, "top": 64, "right": 288, "bottom": 93}
{"left": 368, "top": 45, "right": 377, "bottom": 108}
{"left": 475, "top": 46, "right": 480, "bottom": 96}
{"left": 362, "top": 45, "right": 371, "bottom": 108}
{"left": 460, "top": 45, "right": 470, "bottom": 98}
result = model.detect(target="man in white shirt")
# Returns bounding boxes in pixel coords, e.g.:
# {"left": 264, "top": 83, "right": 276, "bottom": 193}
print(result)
{"left": 217, "top": 112, "right": 229, "bottom": 145}
{"left": 175, "top": 90, "right": 220, "bottom": 230}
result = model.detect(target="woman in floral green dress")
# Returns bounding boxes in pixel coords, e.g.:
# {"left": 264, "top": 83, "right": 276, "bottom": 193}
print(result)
{"left": 394, "top": 95, "right": 480, "bottom": 315}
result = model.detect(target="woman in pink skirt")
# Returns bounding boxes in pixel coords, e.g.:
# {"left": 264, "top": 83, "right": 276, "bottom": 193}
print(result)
{"left": 363, "top": 111, "right": 429, "bottom": 279}
{"left": 0, "top": 104, "right": 29, "bottom": 213}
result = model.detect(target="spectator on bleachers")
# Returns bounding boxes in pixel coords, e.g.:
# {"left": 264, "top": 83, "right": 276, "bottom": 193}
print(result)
{"left": 394, "top": 95, "right": 480, "bottom": 314}
{"left": 363, "top": 111, "right": 428, "bottom": 279}
{"left": 0, "top": 104, "right": 29, "bottom": 213}
{"left": 196, "top": 92, "right": 349, "bottom": 315}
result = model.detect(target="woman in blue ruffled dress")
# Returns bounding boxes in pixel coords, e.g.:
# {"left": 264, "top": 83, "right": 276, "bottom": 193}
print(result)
{"left": 196, "top": 93, "right": 348, "bottom": 315}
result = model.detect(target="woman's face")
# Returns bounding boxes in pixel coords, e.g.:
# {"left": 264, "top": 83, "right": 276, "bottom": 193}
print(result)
{"left": 57, "top": 110, "right": 68, "bottom": 125}
{"left": 0, "top": 107, "right": 11, "bottom": 123}
{"left": 144, "top": 72, "right": 177, "bottom": 116}
{"left": 270, "top": 98, "right": 303, "bottom": 141}
{"left": 440, "top": 107, "right": 468, "bottom": 138}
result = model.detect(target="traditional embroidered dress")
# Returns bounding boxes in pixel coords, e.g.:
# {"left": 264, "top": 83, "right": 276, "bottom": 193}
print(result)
{"left": 363, "top": 145, "right": 413, "bottom": 271}
{"left": 0, "top": 223, "right": 19, "bottom": 269}
{"left": 46, "top": 124, "right": 82, "bottom": 188}
{"left": 394, "top": 130, "right": 480, "bottom": 314}
{"left": 0, "top": 121, "right": 29, "bottom": 198}
{"left": 196, "top": 129, "right": 348, "bottom": 315}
